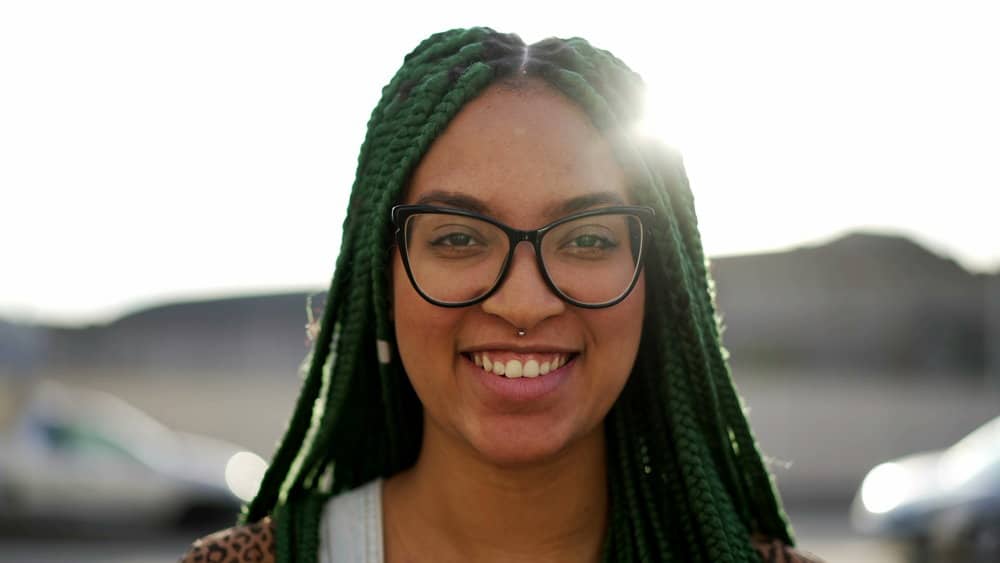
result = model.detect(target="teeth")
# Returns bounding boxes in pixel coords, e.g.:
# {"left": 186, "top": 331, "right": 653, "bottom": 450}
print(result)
{"left": 471, "top": 352, "right": 572, "bottom": 378}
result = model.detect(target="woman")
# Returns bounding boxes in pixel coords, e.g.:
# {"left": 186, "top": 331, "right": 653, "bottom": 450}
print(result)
{"left": 183, "top": 28, "right": 822, "bottom": 562}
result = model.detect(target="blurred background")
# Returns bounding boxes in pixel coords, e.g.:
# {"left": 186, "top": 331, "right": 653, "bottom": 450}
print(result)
{"left": 2, "top": 1, "right": 998, "bottom": 562}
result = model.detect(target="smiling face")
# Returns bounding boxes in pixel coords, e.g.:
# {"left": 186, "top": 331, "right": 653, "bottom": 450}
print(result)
{"left": 392, "top": 80, "right": 645, "bottom": 467}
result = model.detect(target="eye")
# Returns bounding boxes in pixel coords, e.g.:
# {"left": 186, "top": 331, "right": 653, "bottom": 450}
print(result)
{"left": 431, "top": 232, "right": 480, "bottom": 247}
{"left": 549, "top": 223, "right": 622, "bottom": 262}
{"left": 568, "top": 234, "right": 617, "bottom": 249}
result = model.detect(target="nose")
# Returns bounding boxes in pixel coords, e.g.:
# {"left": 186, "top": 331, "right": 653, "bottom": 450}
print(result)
{"left": 480, "top": 241, "right": 565, "bottom": 330}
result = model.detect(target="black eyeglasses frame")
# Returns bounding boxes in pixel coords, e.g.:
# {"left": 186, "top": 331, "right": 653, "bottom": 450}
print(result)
{"left": 390, "top": 204, "right": 655, "bottom": 309}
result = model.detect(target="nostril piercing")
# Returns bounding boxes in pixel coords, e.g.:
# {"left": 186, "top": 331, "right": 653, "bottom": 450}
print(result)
{"left": 516, "top": 328, "right": 527, "bottom": 337}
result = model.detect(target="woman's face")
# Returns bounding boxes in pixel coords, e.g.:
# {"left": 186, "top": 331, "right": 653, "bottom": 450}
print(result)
{"left": 392, "top": 80, "right": 645, "bottom": 467}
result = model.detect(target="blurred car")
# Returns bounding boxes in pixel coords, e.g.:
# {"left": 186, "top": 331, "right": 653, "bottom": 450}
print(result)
{"left": 851, "top": 415, "right": 1000, "bottom": 561}
{"left": 0, "top": 380, "right": 267, "bottom": 530}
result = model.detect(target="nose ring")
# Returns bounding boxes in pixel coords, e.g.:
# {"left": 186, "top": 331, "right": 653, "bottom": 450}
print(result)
{"left": 516, "top": 328, "right": 527, "bottom": 337}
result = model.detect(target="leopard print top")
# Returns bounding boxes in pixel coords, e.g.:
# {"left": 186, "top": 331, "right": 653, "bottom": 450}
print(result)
{"left": 181, "top": 518, "right": 276, "bottom": 563}
{"left": 179, "top": 519, "right": 824, "bottom": 562}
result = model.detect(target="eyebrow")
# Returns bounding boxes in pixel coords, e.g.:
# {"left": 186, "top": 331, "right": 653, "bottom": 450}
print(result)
{"left": 543, "top": 192, "right": 627, "bottom": 218}
{"left": 414, "top": 190, "right": 626, "bottom": 220}
{"left": 413, "top": 191, "right": 489, "bottom": 214}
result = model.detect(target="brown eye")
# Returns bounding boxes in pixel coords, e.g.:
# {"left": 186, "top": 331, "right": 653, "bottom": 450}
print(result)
{"left": 431, "top": 233, "right": 479, "bottom": 247}
{"left": 565, "top": 234, "right": 618, "bottom": 249}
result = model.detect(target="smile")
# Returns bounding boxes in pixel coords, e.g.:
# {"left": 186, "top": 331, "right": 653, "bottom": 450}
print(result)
{"left": 467, "top": 351, "right": 575, "bottom": 379}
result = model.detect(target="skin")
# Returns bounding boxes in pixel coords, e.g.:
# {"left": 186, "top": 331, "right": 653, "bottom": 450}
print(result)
{"left": 384, "top": 79, "right": 645, "bottom": 563}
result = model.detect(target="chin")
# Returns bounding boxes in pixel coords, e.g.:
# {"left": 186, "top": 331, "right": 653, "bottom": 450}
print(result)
{"left": 466, "top": 415, "right": 598, "bottom": 469}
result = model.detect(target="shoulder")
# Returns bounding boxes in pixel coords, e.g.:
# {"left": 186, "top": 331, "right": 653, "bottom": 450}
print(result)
{"left": 179, "top": 516, "right": 276, "bottom": 563}
{"left": 751, "top": 535, "right": 826, "bottom": 563}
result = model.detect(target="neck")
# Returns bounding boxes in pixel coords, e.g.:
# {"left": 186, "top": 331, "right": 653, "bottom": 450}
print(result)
{"left": 384, "top": 419, "right": 608, "bottom": 563}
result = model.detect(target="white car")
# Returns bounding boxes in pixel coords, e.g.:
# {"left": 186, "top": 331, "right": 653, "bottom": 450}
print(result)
{"left": 0, "top": 381, "right": 267, "bottom": 530}
{"left": 851, "top": 415, "right": 1000, "bottom": 561}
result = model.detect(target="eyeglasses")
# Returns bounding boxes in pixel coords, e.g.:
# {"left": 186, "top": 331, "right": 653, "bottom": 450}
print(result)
{"left": 391, "top": 204, "right": 655, "bottom": 309}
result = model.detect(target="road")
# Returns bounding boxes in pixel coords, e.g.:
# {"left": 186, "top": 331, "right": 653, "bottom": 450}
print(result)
{"left": 788, "top": 506, "right": 906, "bottom": 563}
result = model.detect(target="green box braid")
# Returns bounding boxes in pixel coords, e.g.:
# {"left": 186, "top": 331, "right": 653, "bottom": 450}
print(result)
{"left": 241, "top": 27, "right": 794, "bottom": 563}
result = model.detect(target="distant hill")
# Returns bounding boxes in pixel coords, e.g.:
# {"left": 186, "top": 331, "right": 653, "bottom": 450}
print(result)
{"left": 1, "top": 293, "right": 322, "bottom": 378}
{"left": 2, "top": 232, "right": 997, "bottom": 379}
{"left": 711, "top": 232, "right": 998, "bottom": 375}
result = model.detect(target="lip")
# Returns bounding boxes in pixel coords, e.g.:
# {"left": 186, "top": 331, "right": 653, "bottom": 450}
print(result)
{"left": 460, "top": 342, "right": 580, "bottom": 355}
{"left": 463, "top": 351, "right": 577, "bottom": 404}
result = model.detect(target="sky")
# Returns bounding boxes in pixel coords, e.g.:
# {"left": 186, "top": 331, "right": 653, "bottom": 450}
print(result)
{"left": 2, "top": 1, "right": 998, "bottom": 326}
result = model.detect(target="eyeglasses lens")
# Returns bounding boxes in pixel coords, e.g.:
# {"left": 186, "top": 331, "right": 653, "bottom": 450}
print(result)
{"left": 403, "top": 213, "right": 644, "bottom": 306}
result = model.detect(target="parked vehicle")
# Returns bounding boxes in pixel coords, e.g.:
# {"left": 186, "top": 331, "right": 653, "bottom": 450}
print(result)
{"left": 851, "top": 415, "right": 1000, "bottom": 561}
{"left": 0, "top": 380, "right": 267, "bottom": 530}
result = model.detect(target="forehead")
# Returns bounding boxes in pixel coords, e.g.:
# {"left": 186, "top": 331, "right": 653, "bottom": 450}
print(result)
{"left": 404, "top": 80, "right": 628, "bottom": 225}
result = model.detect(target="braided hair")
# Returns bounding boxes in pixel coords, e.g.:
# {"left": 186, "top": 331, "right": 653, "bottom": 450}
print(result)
{"left": 243, "top": 27, "right": 794, "bottom": 562}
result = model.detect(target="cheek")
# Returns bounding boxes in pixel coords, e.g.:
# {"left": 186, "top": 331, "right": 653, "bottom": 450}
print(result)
{"left": 391, "top": 253, "right": 459, "bottom": 384}
{"left": 605, "top": 273, "right": 644, "bottom": 343}
{"left": 590, "top": 273, "right": 645, "bottom": 381}
{"left": 392, "top": 254, "right": 427, "bottom": 358}
{"left": 625, "top": 275, "right": 646, "bottom": 354}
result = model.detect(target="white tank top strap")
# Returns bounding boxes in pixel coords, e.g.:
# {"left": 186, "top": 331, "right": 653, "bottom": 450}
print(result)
{"left": 319, "top": 478, "right": 385, "bottom": 563}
